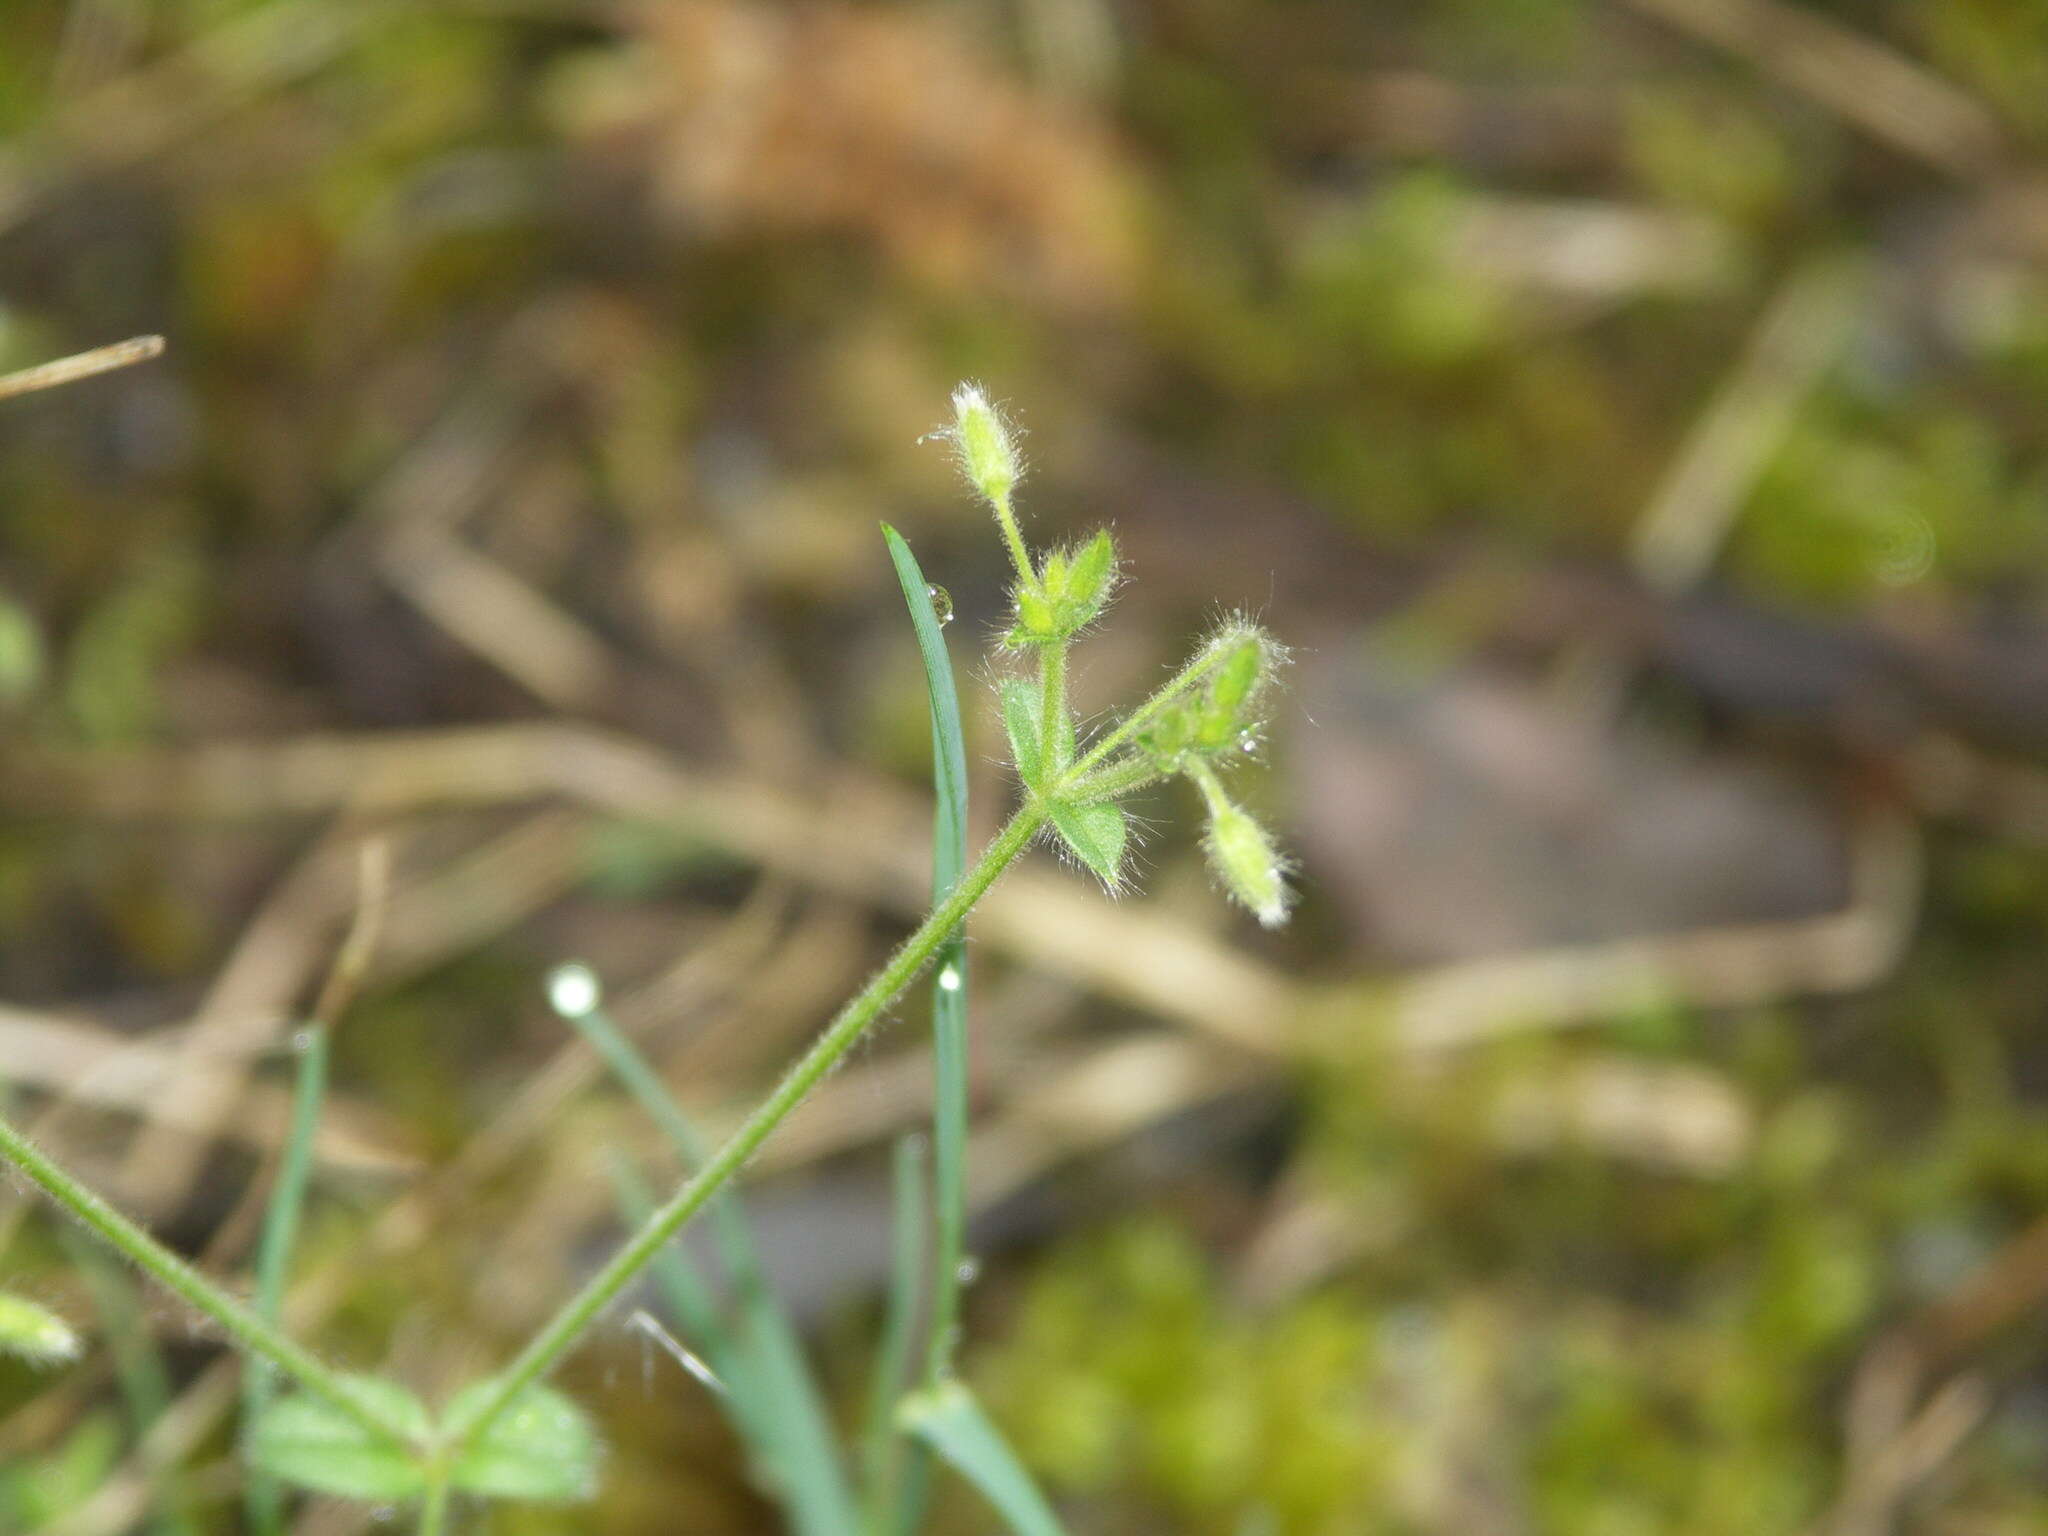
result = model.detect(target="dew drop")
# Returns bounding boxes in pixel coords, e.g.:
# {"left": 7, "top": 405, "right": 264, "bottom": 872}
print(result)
{"left": 926, "top": 584, "right": 954, "bottom": 627}
{"left": 937, "top": 965, "right": 962, "bottom": 993}
{"left": 1238, "top": 731, "right": 1259, "bottom": 755}
{"left": 955, "top": 1257, "right": 981, "bottom": 1286}
{"left": 289, "top": 1027, "right": 317, "bottom": 1054}
{"left": 546, "top": 963, "right": 603, "bottom": 1018}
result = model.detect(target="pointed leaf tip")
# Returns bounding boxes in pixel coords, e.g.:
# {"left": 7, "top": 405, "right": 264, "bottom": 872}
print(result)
{"left": 1049, "top": 798, "right": 1128, "bottom": 888}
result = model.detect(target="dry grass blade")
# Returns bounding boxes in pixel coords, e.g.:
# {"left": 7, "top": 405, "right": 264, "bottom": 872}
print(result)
{"left": 0, "top": 335, "right": 163, "bottom": 401}
{"left": 1619, "top": 0, "right": 2007, "bottom": 178}
{"left": 1631, "top": 257, "right": 1865, "bottom": 593}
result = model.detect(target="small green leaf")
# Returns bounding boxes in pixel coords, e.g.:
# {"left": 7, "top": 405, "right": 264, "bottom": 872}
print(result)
{"left": 898, "top": 1381, "right": 1067, "bottom": 1536}
{"left": 1049, "top": 799, "right": 1126, "bottom": 887}
{"left": 245, "top": 1377, "right": 429, "bottom": 1501}
{"left": 1001, "top": 677, "right": 1045, "bottom": 786}
{"left": 445, "top": 1380, "right": 602, "bottom": 1502}
{"left": 0, "top": 1291, "right": 81, "bottom": 1366}
{"left": 8, "top": 1410, "right": 122, "bottom": 1525}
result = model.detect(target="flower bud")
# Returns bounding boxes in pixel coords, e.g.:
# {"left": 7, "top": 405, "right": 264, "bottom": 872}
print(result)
{"left": 1190, "top": 762, "right": 1291, "bottom": 927}
{"left": 948, "top": 384, "right": 1020, "bottom": 506}
{"left": 1058, "top": 528, "right": 1117, "bottom": 621}
{"left": 0, "top": 1292, "right": 81, "bottom": 1367}
{"left": 1006, "top": 529, "right": 1121, "bottom": 646}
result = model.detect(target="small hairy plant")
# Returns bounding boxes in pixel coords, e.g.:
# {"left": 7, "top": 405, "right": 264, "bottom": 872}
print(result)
{"left": 940, "top": 384, "right": 1291, "bottom": 922}
{"left": 0, "top": 380, "right": 1290, "bottom": 1534}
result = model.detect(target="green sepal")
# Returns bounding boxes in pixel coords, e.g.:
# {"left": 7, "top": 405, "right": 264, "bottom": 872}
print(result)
{"left": 1006, "top": 530, "right": 1119, "bottom": 646}
{"left": 1039, "top": 548, "right": 1069, "bottom": 594}
{"left": 1138, "top": 704, "right": 1196, "bottom": 771}
{"left": 245, "top": 1376, "right": 430, "bottom": 1501}
{"left": 1006, "top": 586, "right": 1060, "bottom": 648}
{"left": 444, "top": 1380, "right": 602, "bottom": 1501}
{"left": 1048, "top": 798, "right": 1127, "bottom": 887}
{"left": 1060, "top": 529, "right": 1116, "bottom": 622}
{"left": 1001, "top": 677, "right": 1046, "bottom": 787}
{"left": 1195, "top": 636, "right": 1263, "bottom": 750}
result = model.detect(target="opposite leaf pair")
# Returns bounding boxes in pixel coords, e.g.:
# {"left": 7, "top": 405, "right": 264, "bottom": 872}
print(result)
{"left": 247, "top": 1377, "right": 598, "bottom": 1504}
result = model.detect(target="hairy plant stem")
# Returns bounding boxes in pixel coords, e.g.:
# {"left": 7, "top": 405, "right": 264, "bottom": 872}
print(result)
{"left": 1064, "top": 752, "right": 1169, "bottom": 804}
{"left": 1039, "top": 640, "right": 1069, "bottom": 776}
{"left": 0, "top": 1113, "right": 417, "bottom": 1450}
{"left": 1184, "top": 756, "right": 1233, "bottom": 819}
{"left": 441, "top": 802, "right": 1050, "bottom": 1449}
{"left": 990, "top": 492, "right": 1037, "bottom": 594}
{"left": 1069, "top": 632, "right": 1243, "bottom": 779}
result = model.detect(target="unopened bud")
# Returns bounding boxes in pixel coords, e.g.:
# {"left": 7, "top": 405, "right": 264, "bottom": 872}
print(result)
{"left": 1008, "top": 529, "right": 1121, "bottom": 646}
{"left": 947, "top": 384, "right": 1020, "bottom": 507}
{"left": 1190, "top": 763, "right": 1291, "bottom": 928}
{"left": 0, "top": 1292, "right": 82, "bottom": 1367}
{"left": 1059, "top": 529, "right": 1117, "bottom": 620}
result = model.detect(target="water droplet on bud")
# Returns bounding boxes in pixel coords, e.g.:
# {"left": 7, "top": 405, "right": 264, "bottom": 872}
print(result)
{"left": 926, "top": 584, "right": 954, "bottom": 627}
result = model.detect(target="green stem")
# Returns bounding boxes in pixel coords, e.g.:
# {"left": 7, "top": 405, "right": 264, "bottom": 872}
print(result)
{"left": 990, "top": 492, "right": 1037, "bottom": 594}
{"left": 1063, "top": 752, "right": 1169, "bottom": 805}
{"left": 923, "top": 945, "right": 969, "bottom": 1388}
{"left": 418, "top": 1471, "right": 451, "bottom": 1536}
{"left": 247, "top": 1022, "right": 329, "bottom": 1536}
{"left": 1039, "top": 640, "right": 1070, "bottom": 776}
{"left": 1065, "top": 632, "right": 1241, "bottom": 782}
{"left": 442, "top": 803, "right": 1049, "bottom": 1448}
{"left": 1185, "top": 756, "right": 1232, "bottom": 819}
{"left": 863, "top": 1136, "right": 927, "bottom": 1532}
{"left": 0, "top": 1112, "right": 417, "bottom": 1452}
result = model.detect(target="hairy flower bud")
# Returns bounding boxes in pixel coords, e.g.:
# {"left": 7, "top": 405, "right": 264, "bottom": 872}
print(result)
{"left": 947, "top": 384, "right": 1020, "bottom": 507}
{"left": 0, "top": 1292, "right": 81, "bottom": 1367}
{"left": 1190, "top": 762, "right": 1291, "bottom": 928}
{"left": 1006, "top": 529, "right": 1120, "bottom": 646}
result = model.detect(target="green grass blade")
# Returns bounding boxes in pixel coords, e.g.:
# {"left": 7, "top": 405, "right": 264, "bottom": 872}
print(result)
{"left": 880, "top": 523, "right": 972, "bottom": 1382}
{"left": 608, "top": 1155, "right": 856, "bottom": 1533}
{"left": 58, "top": 1228, "right": 202, "bottom": 1536}
{"left": 881, "top": 521, "right": 974, "bottom": 1534}
{"left": 244, "top": 1022, "right": 327, "bottom": 1536}
{"left": 860, "top": 1135, "right": 927, "bottom": 1529}
{"left": 898, "top": 1382, "right": 1065, "bottom": 1536}
{"left": 564, "top": 994, "right": 856, "bottom": 1536}
{"left": 602, "top": 1153, "right": 729, "bottom": 1354}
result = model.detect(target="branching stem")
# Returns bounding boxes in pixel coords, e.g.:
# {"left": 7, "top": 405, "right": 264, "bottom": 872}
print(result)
{"left": 441, "top": 802, "right": 1049, "bottom": 1448}
{"left": 1066, "top": 633, "right": 1241, "bottom": 782}
{"left": 0, "top": 1113, "right": 418, "bottom": 1451}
